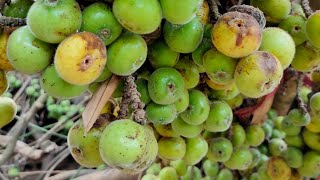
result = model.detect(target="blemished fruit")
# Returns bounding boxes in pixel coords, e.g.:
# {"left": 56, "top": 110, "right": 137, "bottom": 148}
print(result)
{"left": 234, "top": 51, "right": 283, "bottom": 98}
{"left": 250, "top": 0, "right": 291, "bottom": 23}
{"left": 54, "top": 32, "right": 107, "bottom": 85}
{"left": 0, "top": 97, "right": 17, "bottom": 128}
{"left": 107, "top": 33, "right": 147, "bottom": 76}
{"left": 212, "top": 11, "right": 262, "bottom": 58}
{"left": 0, "top": 70, "right": 8, "bottom": 96}
{"left": 291, "top": 42, "right": 320, "bottom": 72}
{"left": 203, "top": 48, "right": 237, "bottom": 85}
{"left": 246, "top": 125, "right": 265, "bottom": 147}
{"left": 154, "top": 124, "right": 179, "bottom": 137}
{"left": 174, "top": 57, "right": 200, "bottom": 89}
{"left": 224, "top": 147, "right": 253, "bottom": 170}
{"left": 148, "top": 67, "right": 185, "bottom": 105}
{"left": 41, "top": 65, "right": 88, "bottom": 99}
{"left": 279, "top": 15, "right": 307, "bottom": 46}
{"left": 81, "top": 2, "right": 122, "bottom": 46}
{"left": 267, "top": 157, "right": 291, "bottom": 180}
{"left": 182, "top": 136, "right": 208, "bottom": 165}
{"left": 27, "top": 0, "right": 82, "bottom": 44}
{"left": 7, "top": 26, "right": 54, "bottom": 75}
{"left": 196, "top": 1, "right": 209, "bottom": 25}
{"left": 269, "top": 138, "right": 288, "bottom": 156}
{"left": 163, "top": 17, "right": 204, "bottom": 53}
{"left": 148, "top": 40, "right": 180, "bottom": 69}
{"left": 158, "top": 137, "right": 186, "bottom": 161}
{"left": 160, "top": 0, "right": 203, "bottom": 25}
{"left": 146, "top": 102, "right": 177, "bottom": 125}
{"left": 113, "top": 0, "right": 162, "bottom": 34}
{"left": 203, "top": 101, "right": 233, "bottom": 132}
{"left": 174, "top": 89, "right": 189, "bottom": 113}
{"left": 0, "top": 32, "right": 14, "bottom": 71}
{"left": 207, "top": 137, "right": 233, "bottom": 162}
{"left": 99, "top": 120, "right": 158, "bottom": 172}
{"left": 306, "top": 11, "right": 320, "bottom": 48}
{"left": 259, "top": 27, "right": 296, "bottom": 69}
{"left": 298, "top": 151, "right": 320, "bottom": 177}
{"left": 171, "top": 116, "right": 203, "bottom": 138}
{"left": 180, "top": 89, "right": 210, "bottom": 125}
{"left": 67, "top": 120, "right": 107, "bottom": 168}
{"left": 302, "top": 129, "right": 320, "bottom": 151}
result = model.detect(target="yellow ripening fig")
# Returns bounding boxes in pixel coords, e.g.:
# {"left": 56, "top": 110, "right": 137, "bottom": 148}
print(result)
{"left": 0, "top": 70, "right": 8, "bottom": 96}
{"left": 0, "top": 97, "right": 17, "bottom": 128}
{"left": 54, "top": 32, "right": 107, "bottom": 85}
{"left": 0, "top": 32, "right": 14, "bottom": 71}
{"left": 212, "top": 11, "right": 262, "bottom": 58}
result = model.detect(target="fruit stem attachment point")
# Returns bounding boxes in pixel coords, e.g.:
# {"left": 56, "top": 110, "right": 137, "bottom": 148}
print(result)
{"left": 118, "top": 75, "right": 146, "bottom": 125}
{"left": 0, "top": 15, "right": 26, "bottom": 27}
{"left": 301, "top": 0, "right": 313, "bottom": 17}
{"left": 207, "top": 0, "right": 221, "bottom": 22}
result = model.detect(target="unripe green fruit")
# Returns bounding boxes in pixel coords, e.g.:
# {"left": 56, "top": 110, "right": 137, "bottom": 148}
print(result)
{"left": 284, "top": 135, "right": 304, "bottom": 148}
{"left": 175, "top": 58, "right": 200, "bottom": 89}
{"left": 207, "top": 137, "right": 233, "bottom": 162}
{"left": 148, "top": 40, "right": 180, "bottom": 69}
{"left": 262, "top": 122, "right": 273, "bottom": 139}
{"left": 291, "top": 2, "right": 305, "bottom": 17}
{"left": 204, "top": 101, "right": 233, "bottom": 132}
{"left": 171, "top": 116, "right": 203, "bottom": 138}
{"left": 212, "top": 11, "right": 262, "bottom": 58}
{"left": 224, "top": 147, "right": 253, "bottom": 170}
{"left": 41, "top": 65, "right": 88, "bottom": 99}
{"left": 180, "top": 90, "right": 210, "bottom": 125}
{"left": 113, "top": 0, "right": 162, "bottom": 34}
{"left": 249, "top": 148, "right": 262, "bottom": 168}
{"left": 230, "top": 123, "right": 246, "bottom": 147}
{"left": 286, "top": 108, "right": 311, "bottom": 126}
{"left": 136, "top": 79, "right": 151, "bottom": 105}
{"left": 7, "top": 26, "right": 54, "bottom": 75}
{"left": 302, "top": 129, "right": 320, "bottom": 151}
{"left": 158, "top": 167, "right": 178, "bottom": 180}
{"left": 310, "top": 92, "right": 320, "bottom": 115}
{"left": 250, "top": 0, "right": 291, "bottom": 23}
{"left": 192, "top": 38, "right": 211, "bottom": 68}
{"left": 225, "top": 94, "right": 244, "bottom": 109}
{"left": 272, "top": 129, "right": 286, "bottom": 139}
{"left": 281, "top": 147, "right": 303, "bottom": 168}
{"left": 99, "top": 120, "right": 158, "bottom": 172}
{"left": 234, "top": 51, "right": 283, "bottom": 98}
{"left": 174, "top": 89, "right": 189, "bottom": 113}
{"left": 81, "top": 3, "right": 122, "bottom": 46}
{"left": 280, "top": 117, "right": 301, "bottom": 136}
{"left": 298, "top": 151, "right": 320, "bottom": 177}
{"left": 27, "top": 0, "right": 82, "bottom": 44}
{"left": 203, "top": 48, "right": 237, "bottom": 85}
{"left": 216, "top": 168, "right": 233, "bottom": 180}
{"left": 154, "top": 124, "right": 179, "bottom": 137}
{"left": 246, "top": 125, "right": 265, "bottom": 147}
{"left": 291, "top": 42, "right": 320, "bottom": 72}
{"left": 0, "top": 97, "right": 17, "bottom": 128}
{"left": 141, "top": 174, "right": 157, "bottom": 180}
{"left": 279, "top": 15, "right": 307, "bottom": 46}
{"left": 158, "top": 137, "right": 186, "bottom": 161}
{"left": 3, "top": 0, "right": 33, "bottom": 18}
{"left": 259, "top": 27, "right": 296, "bottom": 69}
{"left": 160, "top": 0, "right": 203, "bottom": 25}
{"left": 208, "top": 82, "right": 239, "bottom": 101}
{"left": 107, "top": 33, "right": 147, "bottom": 76}
{"left": 170, "top": 160, "right": 187, "bottom": 176}
{"left": 269, "top": 138, "right": 287, "bottom": 156}
{"left": 250, "top": 173, "right": 260, "bottom": 180}
{"left": 202, "top": 159, "right": 219, "bottom": 177}
{"left": 146, "top": 102, "right": 177, "bottom": 125}
{"left": 146, "top": 163, "right": 161, "bottom": 175}
{"left": 306, "top": 11, "right": 320, "bottom": 48}
{"left": 182, "top": 136, "right": 208, "bottom": 165}
{"left": 163, "top": 17, "right": 204, "bottom": 53}
{"left": 148, "top": 67, "right": 185, "bottom": 105}
{"left": 68, "top": 120, "right": 107, "bottom": 168}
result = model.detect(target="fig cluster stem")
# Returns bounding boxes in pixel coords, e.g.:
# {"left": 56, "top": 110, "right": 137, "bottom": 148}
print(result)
{"left": 296, "top": 73, "right": 308, "bottom": 114}
{"left": 301, "top": 0, "right": 313, "bottom": 17}
{"left": 119, "top": 75, "right": 146, "bottom": 124}
{"left": 0, "top": 15, "right": 26, "bottom": 27}
{"left": 207, "top": 0, "right": 221, "bottom": 22}
{"left": 0, "top": 93, "right": 47, "bottom": 165}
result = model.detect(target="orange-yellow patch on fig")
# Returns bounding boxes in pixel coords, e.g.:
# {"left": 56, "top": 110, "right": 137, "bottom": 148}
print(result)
{"left": 0, "top": 70, "right": 8, "bottom": 96}
{"left": 54, "top": 32, "right": 107, "bottom": 85}
{"left": 196, "top": 1, "right": 209, "bottom": 25}
{"left": 212, "top": 11, "right": 262, "bottom": 58}
{"left": 0, "top": 32, "right": 14, "bottom": 71}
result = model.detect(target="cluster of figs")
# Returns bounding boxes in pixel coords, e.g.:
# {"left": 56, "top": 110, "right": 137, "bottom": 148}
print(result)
{"left": 0, "top": 0, "right": 320, "bottom": 178}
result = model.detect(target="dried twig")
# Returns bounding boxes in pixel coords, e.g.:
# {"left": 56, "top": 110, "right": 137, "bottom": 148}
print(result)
{"left": 207, "top": 0, "right": 221, "bottom": 22}
{"left": 43, "top": 148, "right": 70, "bottom": 179}
{"left": 301, "top": 0, "right": 313, "bottom": 17}
{"left": 73, "top": 169, "right": 138, "bottom": 180}
{"left": 47, "top": 169, "right": 95, "bottom": 180}
{"left": 297, "top": 73, "right": 308, "bottom": 114}
{"left": 0, "top": 15, "right": 26, "bottom": 27}
{"left": 0, "top": 93, "right": 47, "bottom": 165}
